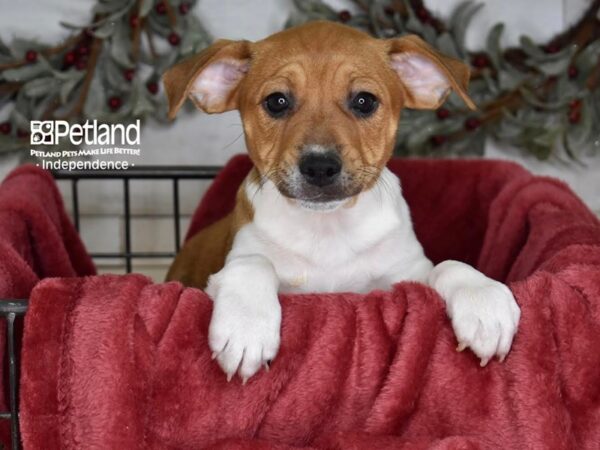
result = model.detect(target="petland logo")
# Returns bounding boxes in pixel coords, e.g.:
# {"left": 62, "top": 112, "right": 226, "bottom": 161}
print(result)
{"left": 30, "top": 120, "right": 142, "bottom": 171}
{"left": 30, "top": 120, "right": 140, "bottom": 146}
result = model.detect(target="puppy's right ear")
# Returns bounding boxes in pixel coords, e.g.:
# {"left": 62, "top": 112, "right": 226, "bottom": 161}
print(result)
{"left": 162, "top": 39, "right": 251, "bottom": 119}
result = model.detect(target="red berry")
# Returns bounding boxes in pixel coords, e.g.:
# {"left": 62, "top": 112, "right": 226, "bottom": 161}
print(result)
{"left": 155, "top": 2, "right": 167, "bottom": 14}
{"left": 465, "top": 117, "right": 481, "bottom": 131}
{"left": 568, "top": 109, "right": 581, "bottom": 124}
{"left": 108, "top": 96, "right": 122, "bottom": 111}
{"left": 168, "top": 32, "right": 181, "bottom": 46}
{"left": 25, "top": 50, "right": 38, "bottom": 63}
{"left": 338, "top": 10, "right": 351, "bottom": 22}
{"left": 77, "top": 46, "right": 89, "bottom": 56}
{"left": 569, "top": 99, "right": 582, "bottom": 111}
{"left": 416, "top": 7, "right": 430, "bottom": 22}
{"left": 17, "top": 129, "right": 29, "bottom": 139}
{"left": 545, "top": 43, "right": 560, "bottom": 54}
{"left": 0, "top": 122, "right": 11, "bottom": 135}
{"left": 124, "top": 69, "right": 135, "bottom": 82}
{"left": 472, "top": 54, "right": 489, "bottom": 68}
{"left": 430, "top": 135, "right": 446, "bottom": 146}
{"left": 64, "top": 51, "right": 76, "bottom": 66}
{"left": 568, "top": 66, "right": 578, "bottom": 79}
{"left": 146, "top": 82, "right": 159, "bottom": 95}
{"left": 436, "top": 108, "right": 450, "bottom": 120}
{"left": 129, "top": 14, "right": 139, "bottom": 28}
{"left": 179, "top": 2, "right": 190, "bottom": 14}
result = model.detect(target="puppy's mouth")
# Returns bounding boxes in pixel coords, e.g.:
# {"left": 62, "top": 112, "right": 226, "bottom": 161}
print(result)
{"left": 264, "top": 151, "right": 382, "bottom": 210}
{"left": 274, "top": 170, "right": 364, "bottom": 210}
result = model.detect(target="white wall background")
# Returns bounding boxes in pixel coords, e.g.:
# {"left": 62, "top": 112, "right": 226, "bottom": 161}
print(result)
{"left": 0, "top": 0, "right": 598, "bottom": 279}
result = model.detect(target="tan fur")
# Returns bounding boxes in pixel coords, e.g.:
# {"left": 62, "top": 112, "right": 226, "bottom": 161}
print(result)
{"left": 165, "top": 170, "right": 257, "bottom": 288}
{"left": 163, "top": 21, "right": 474, "bottom": 288}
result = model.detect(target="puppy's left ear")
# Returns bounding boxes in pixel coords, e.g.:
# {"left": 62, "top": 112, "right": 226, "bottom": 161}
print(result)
{"left": 387, "top": 35, "right": 476, "bottom": 110}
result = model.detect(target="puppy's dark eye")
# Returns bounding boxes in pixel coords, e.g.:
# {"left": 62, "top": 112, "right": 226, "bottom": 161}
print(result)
{"left": 263, "top": 92, "right": 292, "bottom": 118}
{"left": 349, "top": 92, "right": 378, "bottom": 118}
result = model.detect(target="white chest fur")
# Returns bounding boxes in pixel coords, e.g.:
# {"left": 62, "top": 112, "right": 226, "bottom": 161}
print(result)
{"left": 227, "top": 168, "right": 432, "bottom": 293}
{"left": 207, "top": 168, "right": 520, "bottom": 381}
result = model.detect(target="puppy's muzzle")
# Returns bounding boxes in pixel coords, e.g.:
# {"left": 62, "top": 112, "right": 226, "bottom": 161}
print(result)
{"left": 298, "top": 151, "right": 342, "bottom": 187}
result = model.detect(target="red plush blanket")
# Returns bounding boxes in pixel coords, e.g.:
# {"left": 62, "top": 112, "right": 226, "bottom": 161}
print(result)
{"left": 0, "top": 165, "right": 94, "bottom": 446}
{"left": 0, "top": 165, "right": 95, "bottom": 297}
{"left": 16, "top": 156, "right": 600, "bottom": 449}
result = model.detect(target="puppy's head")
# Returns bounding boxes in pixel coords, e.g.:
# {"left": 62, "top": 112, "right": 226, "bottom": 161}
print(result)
{"left": 164, "top": 21, "right": 475, "bottom": 209}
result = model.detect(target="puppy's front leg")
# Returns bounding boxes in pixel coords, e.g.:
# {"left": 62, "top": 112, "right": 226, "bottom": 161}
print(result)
{"left": 428, "top": 260, "right": 521, "bottom": 366}
{"left": 206, "top": 255, "right": 281, "bottom": 382}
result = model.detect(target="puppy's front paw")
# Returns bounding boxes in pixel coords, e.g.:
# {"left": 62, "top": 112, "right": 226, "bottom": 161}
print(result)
{"left": 208, "top": 289, "right": 281, "bottom": 383}
{"left": 446, "top": 283, "right": 520, "bottom": 366}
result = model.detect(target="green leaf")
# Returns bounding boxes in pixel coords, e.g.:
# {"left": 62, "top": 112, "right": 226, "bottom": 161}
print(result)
{"left": 23, "top": 77, "right": 59, "bottom": 98}
{"left": 103, "top": 56, "right": 126, "bottom": 89}
{"left": 518, "top": 86, "right": 570, "bottom": 111}
{"left": 420, "top": 25, "right": 437, "bottom": 45}
{"left": 574, "top": 40, "right": 600, "bottom": 75}
{"left": 450, "top": 1, "right": 484, "bottom": 57}
{"left": 404, "top": 16, "right": 424, "bottom": 35}
{"left": 10, "top": 105, "right": 30, "bottom": 129}
{"left": 140, "top": 0, "right": 155, "bottom": 17}
{"left": 391, "top": 12, "right": 406, "bottom": 34}
{"left": 520, "top": 36, "right": 572, "bottom": 63}
{"left": 93, "top": 0, "right": 129, "bottom": 14}
{"left": 83, "top": 74, "right": 106, "bottom": 116}
{"left": 147, "top": 12, "right": 172, "bottom": 37}
{"left": 2, "top": 62, "right": 50, "bottom": 82}
{"left": 109, "top": 22, "right": 133, "bottom": 67}
{"left": 93, "top": 20, "right": 118, "bottom": 39}
{"left": 436, "top": 33, "right": 460, "bottom": 59}
{"left": 480, "top": 69, "right": 498, "bottom": 95}
{"left": 60, "top": 21, "right": 88, "bottom": 31}
{"left": 32, "top": 92, "right": 58, "bottom": 119}
{"left": 180, "top": 15, "right": 211, "bottom": 55}
{"left": 531, "top": 50, "right": 574, "bottom": 76}
{"left": 131, "top": 80, "right": 155, "bottom": 116}
{"left": 485, "top": 23, "right": 504, "bottom": 69}
{"left": 497, "top": 68, "right": 528, "bottom": 91}
{"left": 52, "top": 67, "right": 86, "bottom": 82}
{"left": 154, "top": 51, "right": 178, "bottom": 76}
{"left": 519, "top": 36, "right": 548, "bottom": 61}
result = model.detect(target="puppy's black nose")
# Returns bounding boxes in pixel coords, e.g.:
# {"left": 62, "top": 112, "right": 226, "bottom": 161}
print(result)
{"left": 299, "top": 152, "right": 342, "bottom": 187}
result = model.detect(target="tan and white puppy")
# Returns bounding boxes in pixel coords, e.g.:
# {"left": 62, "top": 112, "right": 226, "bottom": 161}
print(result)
{"left": 163, "top": 21, "right": 520, "bottom": 382}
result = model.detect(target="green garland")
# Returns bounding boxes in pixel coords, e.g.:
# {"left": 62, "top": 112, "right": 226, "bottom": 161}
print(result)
{"left": 1, "top": 0, "right": 599, "bottom": 162}
{"left": 288, "top": 0, "right": 600, "bottom": 161}
{"left": 0, "top": 0, "right": 210, "bottom": 157}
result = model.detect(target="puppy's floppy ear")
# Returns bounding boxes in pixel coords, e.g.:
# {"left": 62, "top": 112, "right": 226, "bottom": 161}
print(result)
{"left": 387, "top": 35, "right": 476, "bottom": 110}
{"left": 162, "top": 39, "right": 251, "bottom": 119}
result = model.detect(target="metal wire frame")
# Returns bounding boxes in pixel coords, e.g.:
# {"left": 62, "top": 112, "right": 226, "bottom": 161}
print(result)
{"left": 0, "top": 165, "right": 222, "bottom": 450}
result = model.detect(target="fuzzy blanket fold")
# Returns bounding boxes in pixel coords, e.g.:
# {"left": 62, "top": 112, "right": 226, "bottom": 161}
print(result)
{"left": 15, "top": 157, "right": 600, "bottom": 449}
{"left": 0, "top": 165, "right": 95, "bottom": 297}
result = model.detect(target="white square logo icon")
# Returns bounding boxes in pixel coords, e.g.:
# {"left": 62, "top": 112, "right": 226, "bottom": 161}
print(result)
{"left": 30, "top": 121, "right": 55, "bottom": 145}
